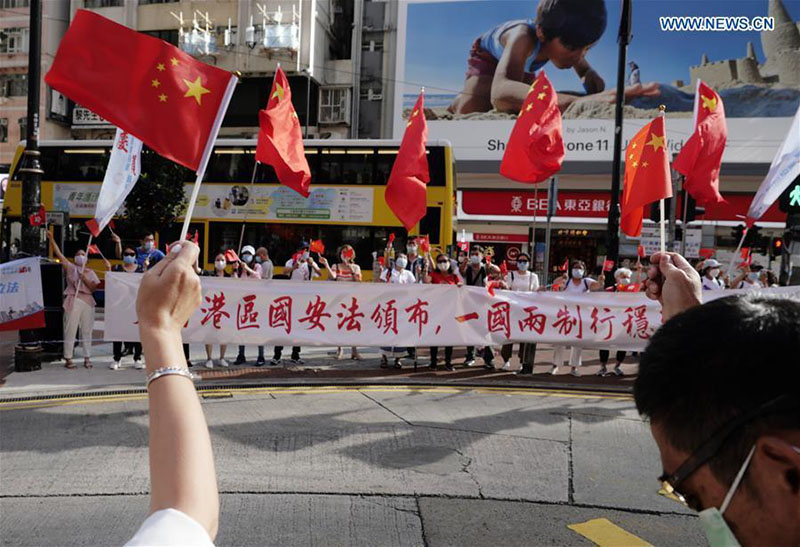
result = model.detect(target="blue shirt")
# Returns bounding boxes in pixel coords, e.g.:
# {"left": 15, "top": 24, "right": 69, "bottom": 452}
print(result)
{"left": 135, "top": 246, "right": 165, "bottom": 269}
{"left": 478, "top": 19, "right": 547, "bottom": 73}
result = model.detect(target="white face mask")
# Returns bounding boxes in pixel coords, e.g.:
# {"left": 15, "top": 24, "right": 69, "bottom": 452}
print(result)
{"left": 74, "top": 255, "right": 87, "bottom": 266}
{"left": 407, "top": 245, "right": 417, "bottom": 254}
{"left": 437, "top": 262, "right": 449, "bottom": 272}
{"left": 143, "top": 241, "right": 153, "bottom": 252}
{"left": 619, "top": 277, "right": 632, "bottom": 285}
{"left": 396, "top": 257, "right": 408, "bottom": 269}
{"left": 469, "top": 255, "right": 481, "bottom": 265}
{"left": 301, "top": 251, "right": 310, "bottom": 261}
{"left": 215, "top": 260, "right": 226, "bottom": 271}
{"left": 709, "top": 268, "right": 720, "bottom": 278}
{"left": 572, "top": 268, "right": 584, "bottom": 279}
{"left": 517, "top": 261, "right": 528, "bottom": 271}
{"left": 242, "top": 254, "right": 253, "bottom": 263}
{"left": 747, "top": 272, "right": 760, "bottom": 281}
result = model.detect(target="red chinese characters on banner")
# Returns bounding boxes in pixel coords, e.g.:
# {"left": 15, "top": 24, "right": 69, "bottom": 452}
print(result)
{"left": 405, "top": 298, "right": 429, "bottom": 337}
{"left": 200, "top": 292, "right": 230, "bottom": 329}
{"left": 552, "top": 305, "right": 583, "bottom": 339}
{"left": 518, "top": 305, "right": 546, "bottom": 334}
{"left": 299, "top": 296, "right": 331, "bottom": 331}
{"left": 336, "top": 297, "right": 365, "bottom": 332}
{"left": 589, "top": 307, "right": 615, "bottom": 341}
{"left": 623, "top": 305, "right": 651, "bottom": 339}
{"left": 269, "top": 296, "right": 293, "bottom": 334}
{"left": 236, "top": 294, "right": 259, "bottom": 330}
{"left": 487, "top": 302, "right": 511, "bottom": 339}
{"left": 371, "top": 299, "right": 399, "bottom": 335}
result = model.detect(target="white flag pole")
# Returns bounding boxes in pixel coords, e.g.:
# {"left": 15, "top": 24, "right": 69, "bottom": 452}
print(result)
{"left": 726, "top": 226, "right": 748, "bottom": 279}
{"left": 180, "top": 74, "right": 239, "bottom": 242}
{"left": 658, "top": 105, "right": 667, "bottom": 254}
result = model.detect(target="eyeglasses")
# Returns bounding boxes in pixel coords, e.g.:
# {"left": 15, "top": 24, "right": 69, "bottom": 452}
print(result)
{"left": 657, "top": 394, "right": 797, "bottom": 507}
{"left": 124, "top": 253, "right": 136, "bottom": 257}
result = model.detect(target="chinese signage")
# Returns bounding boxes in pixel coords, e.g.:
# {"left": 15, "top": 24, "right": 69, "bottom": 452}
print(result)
{"left": 72, "top": 106, "right": 111, "bottom": 127}
{"left": 105, "top": 274, "right": 798, "bottom": 350}
{"left": 53, "top": 183, "right": 101, "bottom": 215}
{"left": 0, "top": 258, "right": 45, "bottom": 331}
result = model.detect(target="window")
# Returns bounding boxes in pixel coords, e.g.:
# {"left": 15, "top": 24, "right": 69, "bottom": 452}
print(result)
{"left": 83, "top": 0, "right": 123, "bottom": 7}
{"left": 0, "top": 118, "right": 7, "bottom": 143}
{"left": 17, "top": 116, "right": 25, "bottom": 141}
{"left": 1, "top": 74, "right": 27, "bottom": 97}
{"left": 0, "top": 0, "right": 30, "bottom": 8}
{"left": 0, "top": 27, "right": 29, "bottom": 54}
{"left": 141, "top": 29, "right": 180, "bottom": 46}
{"left": 319, "top": 87, "right": 350, "bottom": 124}
{"left": 138, "top": 0, "right": 178, "bottom": 4}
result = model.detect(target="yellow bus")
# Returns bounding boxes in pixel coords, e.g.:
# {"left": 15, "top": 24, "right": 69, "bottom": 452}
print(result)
{"left": 6, "top": 139, "right": 455, "bottom": 278}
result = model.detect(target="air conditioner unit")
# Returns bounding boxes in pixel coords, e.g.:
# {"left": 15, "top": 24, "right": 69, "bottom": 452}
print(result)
{"left": 370, "top": 94, "right": 383, "bottom": 101}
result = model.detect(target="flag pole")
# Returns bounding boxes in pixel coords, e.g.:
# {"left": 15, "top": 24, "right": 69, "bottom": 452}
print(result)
{"left": 73, "top": 234, "right": 93, "bottom": 301}
{"left": 237, "top": 160, "right": 260, "bottom": 254}
{"left": 180, "top": 74, "right": 239, "bottom": 241}
{"left": 658, "top": 104, "right": 667, "bottom": 254}
{"left": 726, "top": 226, "right": 748, "bottom": 280}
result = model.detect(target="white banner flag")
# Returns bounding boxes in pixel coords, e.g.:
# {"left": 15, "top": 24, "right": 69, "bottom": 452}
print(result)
{"left": 746, "top": 105, "right": 800, "bottom": 224}
{"left": 86, "top": 128, "right": 143, "bottom": 237}
{"left": 0, "top": 258, "right": 45, "bottom": 331}
{"left": 105, "top": 274, "right": 800, "bottom": 350}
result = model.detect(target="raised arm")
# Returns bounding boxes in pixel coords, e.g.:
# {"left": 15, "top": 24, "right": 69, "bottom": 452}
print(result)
{"left": 46, "top": 230, "right": 68, "bottom": 265}
{"left": 111, "top": 231, "right": 122, "bottom": 259}
{"left": 318, "top": 256, "right": 336, "bottom": 279}
{"left": 135, "top": 241, "right": 219, "bottom": 540}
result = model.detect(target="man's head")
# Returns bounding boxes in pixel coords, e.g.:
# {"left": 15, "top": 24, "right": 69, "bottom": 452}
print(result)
{"left": 255, "top": 247, "right": 269, "bottom": 263}
{"left": 635, "top": 294, "right": 800, "bottom": 546}
{"left": 469, "top": 246, "right": 484, "bottom": 266}
{"left": 536, "top": 0, "right": 607, "bottom": 69}
{"left": 141, "top": 233, "right": 155, "bottom": 252}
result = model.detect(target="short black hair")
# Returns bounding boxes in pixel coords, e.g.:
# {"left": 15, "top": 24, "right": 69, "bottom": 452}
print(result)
{"left": 536, "top": 0, "right": 607, "bottom": 50}
{"left": 470, "top": 245, "right": 484, "bottom": 254}
{"left": 635, "top": 294, "right": 800, "bottom": 485}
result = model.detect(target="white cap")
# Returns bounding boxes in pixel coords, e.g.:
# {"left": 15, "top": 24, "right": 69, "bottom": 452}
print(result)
{"left": 704, "top": 259, "right": 721, "bottom": 268}
{"left": 241, "top": 245, "right": 255, "bottom": 255}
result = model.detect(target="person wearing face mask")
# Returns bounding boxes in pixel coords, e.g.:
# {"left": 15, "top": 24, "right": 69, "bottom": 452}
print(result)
{"left": 255, "top": 247, "right": 274, "bottom": 280}
{"left": 502, "top": 253, "right": 539, "bottom": 373}
{"left": 47, "top": 231, "right": 100, "bottom": 370}
{"left": 201, "top": 254, "right": 230, "bottom": 369}
{"left": 595, "top": 267, "right": 641, "bottom": 377}
{"left": 730, "top": 263, "right": 764, "bottom": 290}
{"left": 638, "top": 250, "right": 800, "bottom": 547}
{"left": 760, "top": 269, "right": 779, "bottom": 288}
{"left": 424, "top": 253, "right": 462, "bottom": 371}
{"left": 274, "top": 242, "right": 319, "bottom": 365}
{"left": 320, "top": 244, "right": 363, "bottom": 361}
{"left": 109, "top": 245, "right": 145, "bottom": 370}
{"left": 459, "top": 246, "right": 488, "bottom": 367}
{"left": 120, "top": 232, "right": 165, "bottom": 271}
{"left": 233, "top": 245, "right": 264, "bottom": 366}
{"left": 379, "top": 253, "right": 416, "bottom": 368}
{"left": 553, "top": 260, "right": 604, "bottom": 376}
{"left": 699, "top": 259, "right": 725, "bottom": 291}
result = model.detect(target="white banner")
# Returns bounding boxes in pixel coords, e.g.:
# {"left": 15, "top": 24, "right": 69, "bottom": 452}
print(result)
{"left": 747, "top": 106, "right": 800, "bottom": 223}
{"left": 0, "top": 258, "right": 45, "bottom": 331}
{"left": 105, "top": 274, "right": 800, "bottom": 350}
{"left": 87, "top": 128, "right": 142, "bottom": 236}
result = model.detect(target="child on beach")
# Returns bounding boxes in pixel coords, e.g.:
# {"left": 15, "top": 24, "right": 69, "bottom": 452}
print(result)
{"left": 448, "top": 0, "right": 658, "bottom": 115}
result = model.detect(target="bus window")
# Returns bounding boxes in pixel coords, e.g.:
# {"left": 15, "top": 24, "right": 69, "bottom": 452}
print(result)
{"left": 206, "top": 149, "right": 256, "bottom": 182}
{"left": 418, "top": 207, "right": 442, "bottom": 245}
{"left": 159, "top": 222, "right": 206, "bottom": 265}
{"left": 41, "top": 148, "right": 109, "bottom": 182}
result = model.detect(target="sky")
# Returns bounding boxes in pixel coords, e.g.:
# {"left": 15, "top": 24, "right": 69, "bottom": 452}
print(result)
{"left": 402, "top": 0, "right": 800, "bottom": 96}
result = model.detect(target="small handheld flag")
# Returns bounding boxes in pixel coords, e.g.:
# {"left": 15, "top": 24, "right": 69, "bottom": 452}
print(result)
{"left": 310, "top": 239, "right": 325, "bottom": 254}
{"left": 29, "top": 205, "right": 46, "bottom": 227}
{"left": 224, "top": 249, "right": 239, "bottom": 263}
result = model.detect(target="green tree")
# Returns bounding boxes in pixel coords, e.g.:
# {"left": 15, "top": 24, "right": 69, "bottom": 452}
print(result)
{"left": 124, "top": 150, "right": 189, "bottom": 235}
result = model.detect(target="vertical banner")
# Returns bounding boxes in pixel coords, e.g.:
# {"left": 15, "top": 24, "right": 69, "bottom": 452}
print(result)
{"left": 0, "top": 258, "right": 45, "bottom": 331}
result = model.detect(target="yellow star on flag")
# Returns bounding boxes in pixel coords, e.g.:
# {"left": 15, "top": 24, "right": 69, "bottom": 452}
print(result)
{"left": 526, "top": 103, "right": 533, "bottom": 112}
{"left": 271, "top": 83, "right": 285, "bottom": 101}
{"left": 642, "top": 161, "right": 649, "bottom": 167}
{"left": 701, "top": 94, "right": 717, "bottom": 112}
{"left": 158, "top": 93, "right": 167, "bottom": 102}
{"left": 156, "top": 63, "right": 165, "bottom": 72}
{"left": 537, "top": 92, "right": 546, "bottom": 100}
{"left": 151, "top": 78, "right": 161, "bottom": 88}
{"left": 646, "top": 133, "right": 666, "bottom": 152}
{"left": 183, "top": 76, "right": 211, "bottom": 105}
{"left": 631, "top": 143, "right": 637, "bottom": 149}
{"left": 632, "top": 161, "right": 638, "bottom": 168}
{"left": 170, "top": 57, "right": 179, "bottom": 67}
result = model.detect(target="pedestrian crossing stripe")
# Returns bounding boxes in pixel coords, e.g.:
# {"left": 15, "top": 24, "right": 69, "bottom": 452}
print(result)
{"left": 568, "top": 518, "right": 652, "bottom": 547}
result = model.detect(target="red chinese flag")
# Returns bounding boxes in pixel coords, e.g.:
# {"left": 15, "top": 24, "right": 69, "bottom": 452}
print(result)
{"left": 559, "top": 258, "right": 569, "bottom": 272}
{"left": 224, "top": 249, "right": 239, "bottom": 263}
{"left": 637, "top": 245, "right": 646, "bottom": 258}
{"left": 740, "top": 247, "right": 752, "bottom": 266}
{"left": 699, "top": 248, "right": 715, "bottom": 259}
{"left": 256, "top": 67, "right": 311, "bottom": 197}
{"left": 192, "top": 229, "right": 199, "bottom": 244}
{"left": 672, "top": 81, "right": 727, "bottom": 207}
{"left": 386, "top": 90, "right": 429, "bottom": 230}
{"left": 417, "top": 235, "right": 430, "bottom": 253}
{"left": 500, "top": 71, "right": 564, "bottom": 183}
{"left": 620, "top": 116, "right": 673, "bottom": 237}
{"left": 88, "top": 244, "right": 101, "bottom": 255}
{"left": 45, "top": 10, "right": 237, "bottom": 172}
{"left": 602, "top": 259, "right": 615, "bottom": 272}
{"left": 28, "top": 205, "right": 46, "bottom": 227}
{"left": 499, "top": 260, "right": 508, "bottom": 277}
{"left": 310, "top": 239, "right": 325, "bottom": 254}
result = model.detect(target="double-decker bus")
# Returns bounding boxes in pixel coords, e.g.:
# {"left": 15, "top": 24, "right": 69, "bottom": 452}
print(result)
{"left": 6, "top": 139, "right": 455, "bottom": 278}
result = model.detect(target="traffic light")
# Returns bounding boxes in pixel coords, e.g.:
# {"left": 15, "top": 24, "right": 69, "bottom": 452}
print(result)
{"left": 778, "top": 177, "right": 800, "bottom": 214}
{"left": 649, "top": 198, "right": 672, "bottom": 222}
{"left": 771, "top": 237, "right": 784, "bottom": 258}
{"left": 731, "top": 224, "right": 745, "bottom": 243}
{"left": 684, "top": 194, "right": 706, "bottom": 222}
{"left": 743, "top": 225, "right": 762, "bottom": 247}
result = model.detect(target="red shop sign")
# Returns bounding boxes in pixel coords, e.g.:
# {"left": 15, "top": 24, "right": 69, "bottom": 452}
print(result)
{"left": 472, "top": 233, "right": 529, "bottom": 243}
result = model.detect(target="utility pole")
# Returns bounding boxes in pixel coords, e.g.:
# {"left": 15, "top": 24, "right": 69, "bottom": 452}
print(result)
{"left": 606, "top": 0, "right": 632, "bottom": 287}
{"left": 18, "top": 0, "right": 44, "bottom": 257}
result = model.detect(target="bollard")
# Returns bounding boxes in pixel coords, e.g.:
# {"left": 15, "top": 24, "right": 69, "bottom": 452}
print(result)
{"left": 14, "top": 344, "right": 43, "bottom": 372}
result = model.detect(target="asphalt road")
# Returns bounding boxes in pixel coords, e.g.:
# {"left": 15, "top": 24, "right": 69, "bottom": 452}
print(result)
{"left": 0, "top": 386, "right": 704, "bottom": 546}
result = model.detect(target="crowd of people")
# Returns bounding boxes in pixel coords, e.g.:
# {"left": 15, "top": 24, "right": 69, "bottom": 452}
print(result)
{"left": 49, "top": 230, "right": 784, "bottom": 378}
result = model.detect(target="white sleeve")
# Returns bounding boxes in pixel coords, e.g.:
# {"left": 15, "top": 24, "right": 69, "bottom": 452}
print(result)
{"left": 263, "top": 262, "right": 274, "bottom": 280}
{"left": 125, "top": 508, "right": 214, "bottom": 546}
{"left": 530, "top": 274, "right": 539, "bottom": 291}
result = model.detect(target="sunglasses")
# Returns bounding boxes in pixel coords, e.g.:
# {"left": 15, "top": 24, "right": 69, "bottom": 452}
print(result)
{"left": 657, "top": 394, "right": 797, "bottom": 507}
{"left": 124, "top": 253, "right": 136, "bottom": 257}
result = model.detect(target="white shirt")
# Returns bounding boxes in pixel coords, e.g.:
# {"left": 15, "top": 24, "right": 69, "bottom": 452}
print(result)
{"left": 736, "top": 279, "right": 763, "bottom": 290}
{"left": 125, "top": 508, "right": 213, "bottom": 546}
{"left": 381, "top": 268, "right": 416, "bottom": 284}
{"left": 563, "top": 277, "right": 594, "bottom": 293}
{"left": 260, "top": 259, "right": 274, "bottom": 280}
{"left": 505, "top": 270, "right": 539, "bottom": 292}
{"left": 285, "top": 258, "right": 317, "bottom": 281}
{"left": 702, "top": 276, "right": 725, "bottom": 291}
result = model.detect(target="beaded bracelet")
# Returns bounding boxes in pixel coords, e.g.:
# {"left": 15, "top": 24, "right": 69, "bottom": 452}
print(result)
{"left": 146, "top": 367, "right": 196, "bottom": 388}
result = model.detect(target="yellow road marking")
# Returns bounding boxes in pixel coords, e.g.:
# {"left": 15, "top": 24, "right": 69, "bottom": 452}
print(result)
{"left": 568, "top": 518, "right": 652, "bottom": 547}
{"left": 0, "top": 384, "right": 631, "bottom": 411}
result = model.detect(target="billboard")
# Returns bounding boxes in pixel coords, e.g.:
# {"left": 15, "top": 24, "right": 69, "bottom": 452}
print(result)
{"left": 393, "top": 0, "right": 800, "bottom": 163}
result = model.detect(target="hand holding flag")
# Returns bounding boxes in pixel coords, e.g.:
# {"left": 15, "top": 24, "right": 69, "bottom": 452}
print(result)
{"left": 310, "top": 239, "right": 325, "bottom": 255}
